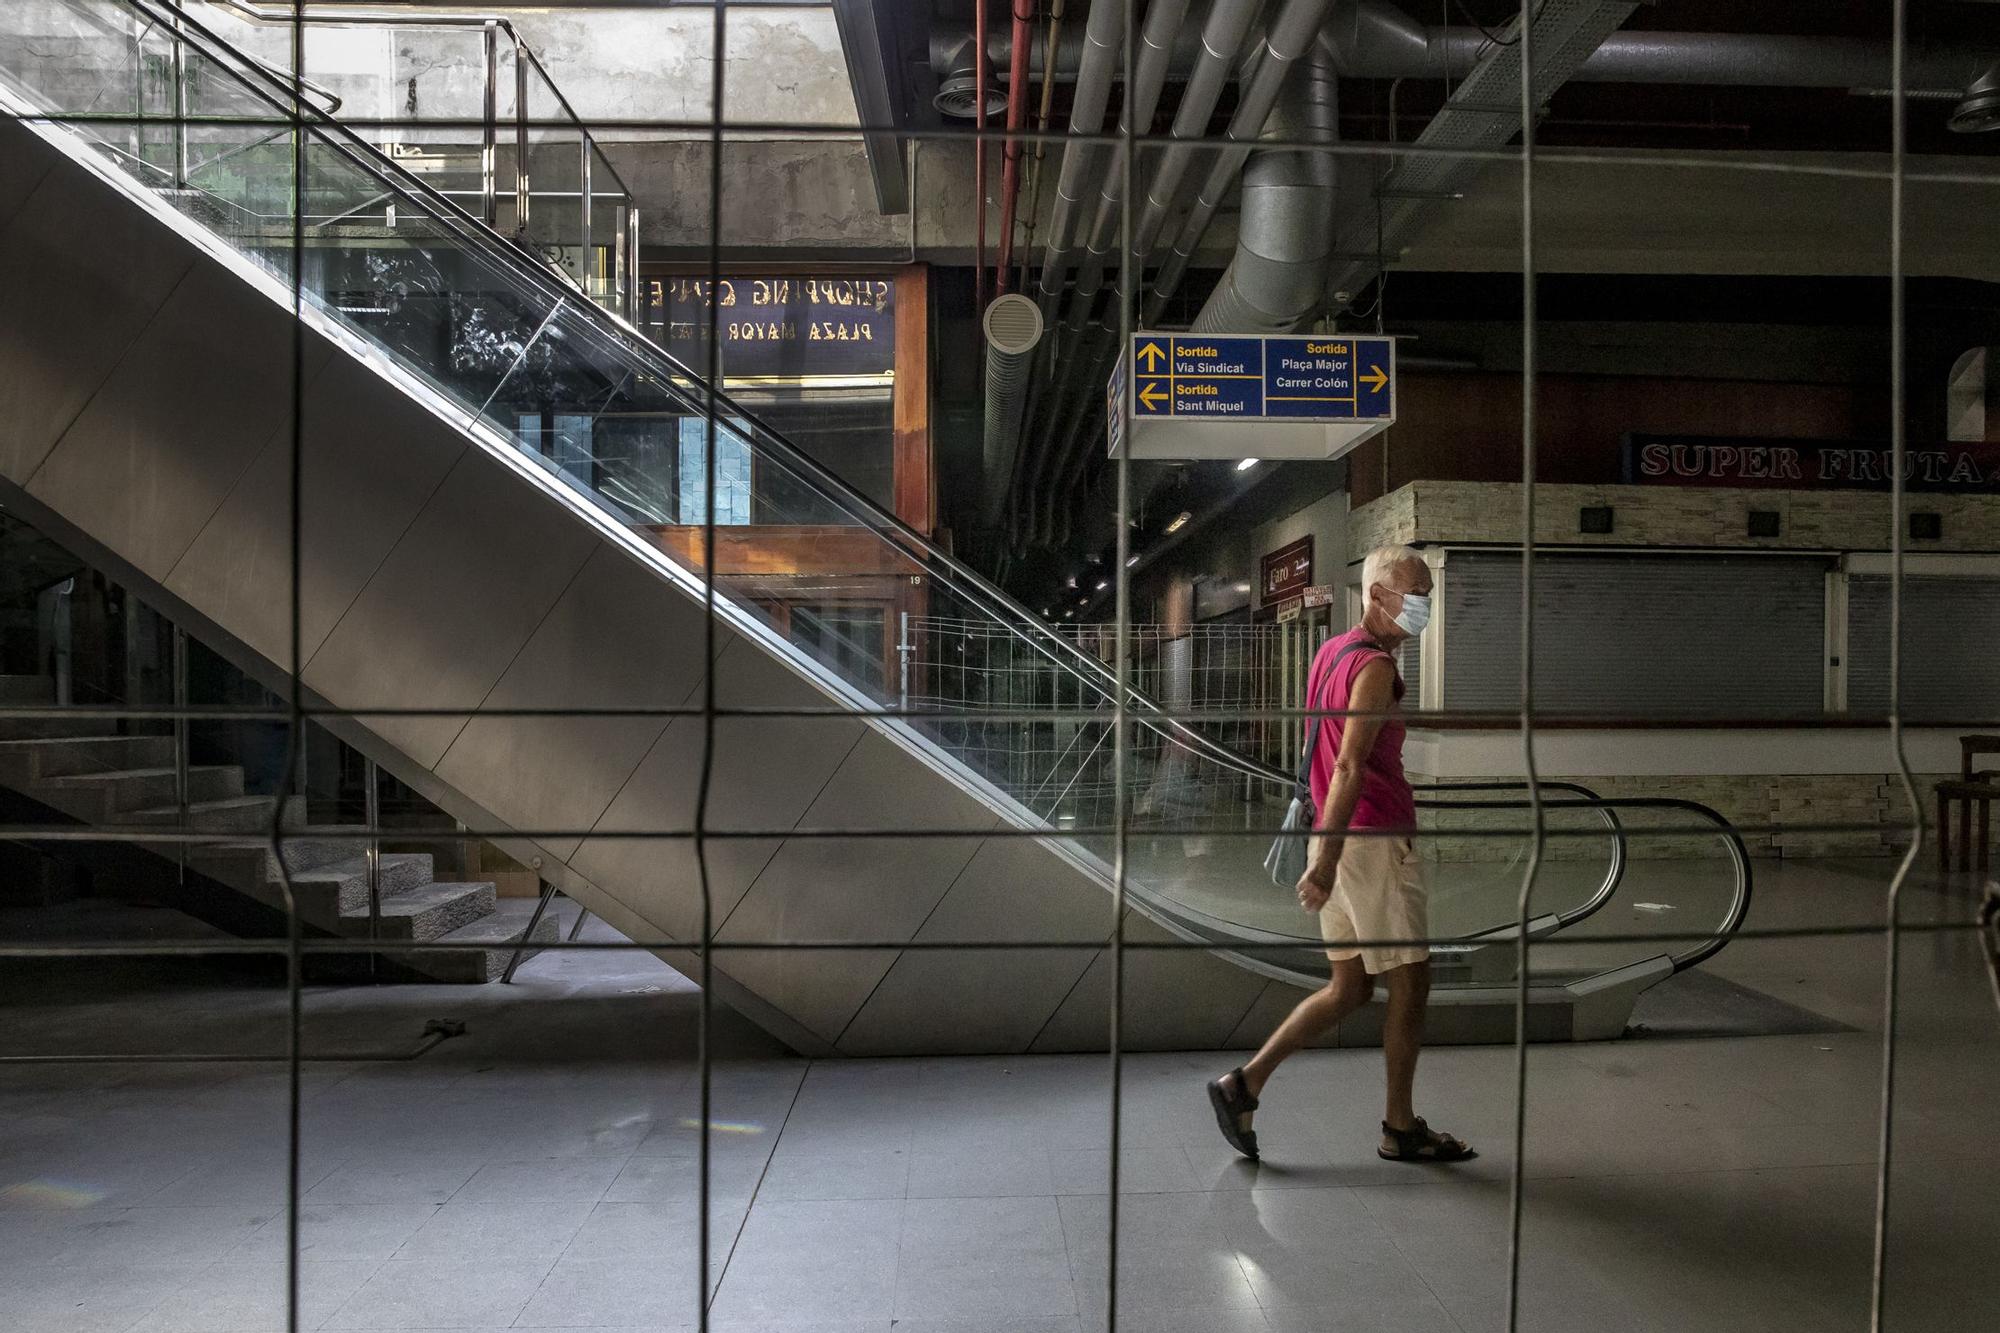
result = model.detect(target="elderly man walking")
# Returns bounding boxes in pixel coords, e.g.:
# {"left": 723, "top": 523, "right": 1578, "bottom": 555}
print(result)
{"left": 1208, "top": 545, "right": 1472, "bottom": 1164}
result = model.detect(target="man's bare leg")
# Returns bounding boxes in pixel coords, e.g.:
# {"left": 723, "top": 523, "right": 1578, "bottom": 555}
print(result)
{"left": 1377, "top": 958, "right": 1469, "bottom": 1157}
{"left": 1225, "top": 957, "right": 1373, "bottom": 1109}
{"left": 1380, "top": 959, "right": 1429, "bottom": 1131}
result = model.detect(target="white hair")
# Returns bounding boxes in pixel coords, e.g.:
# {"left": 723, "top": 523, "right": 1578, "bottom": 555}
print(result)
{"left": 1361, "top": 544, "right": 1425, "bottom": 598}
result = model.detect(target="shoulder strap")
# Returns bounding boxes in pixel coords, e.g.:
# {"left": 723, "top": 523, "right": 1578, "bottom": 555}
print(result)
{"left": 1295, "top": 638, "right": 1385, "bottom": 802}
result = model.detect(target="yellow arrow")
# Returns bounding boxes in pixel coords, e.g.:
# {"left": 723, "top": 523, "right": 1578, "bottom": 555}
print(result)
{"left": 1136, "top": 341, "right": 1168, "bottom": 372}
{"left": 1138, "top": 381, "right": 1171, "bottom": 411}
{"left": 1360, "top": 365, "right": 1389, "bottom": 393}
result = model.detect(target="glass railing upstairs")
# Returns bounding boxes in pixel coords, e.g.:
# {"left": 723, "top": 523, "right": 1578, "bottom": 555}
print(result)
{"left": 57, "top": 0, "right": 639, "bottom": 320}
{"left": 0, "top": 0, "right": 1754, "bottom": 983}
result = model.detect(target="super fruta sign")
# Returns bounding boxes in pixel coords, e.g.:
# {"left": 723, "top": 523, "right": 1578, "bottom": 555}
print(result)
{"left": 1624, "top": 435, "right": 2000, "bottom": 493}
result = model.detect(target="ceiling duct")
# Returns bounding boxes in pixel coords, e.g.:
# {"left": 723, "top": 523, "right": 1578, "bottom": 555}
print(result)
{"left": 1188, "top": 42, "right": 1338, "bottom": 333}
{"left": 1137, "top": 0, "right": 1337, "bottom": 318}
{"left": 1059, "top": 0, "right": 1198, "bottom": 334}
{"left": 948, "top": 0, "right": 1998, "bottom": 96}
{"left": 1014, "top": 0, "right": 1125, "bottom": 546}
{"left": 1128, "top": 0, "right": 1277, "bottom": 262}
{"left": 981, "top": 294, "right": 1045, "bottom": 527}
{"left": 931, "top": 37, "right": 1008, "bottom": 118}
{"left": 1321, "top": 0, "right": 1639, "bottom": 312}
{"left": 1031, "top": 0, "right": 1126, "bottom": 327}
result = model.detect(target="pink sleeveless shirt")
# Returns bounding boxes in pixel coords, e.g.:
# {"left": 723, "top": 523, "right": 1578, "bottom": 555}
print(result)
{"left": 1306, "top": 626, "right": 1415, "bottom": 832}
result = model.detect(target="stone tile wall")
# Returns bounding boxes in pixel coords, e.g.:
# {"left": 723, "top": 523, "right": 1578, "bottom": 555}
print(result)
{"left": 1348, "top": 481, "right": 2000, "bottom": 560}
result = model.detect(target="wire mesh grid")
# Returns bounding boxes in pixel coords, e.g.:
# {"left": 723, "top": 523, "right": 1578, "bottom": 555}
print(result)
{"left": 0, "top": 1, "right": 1988, "bottom": 1331}
{"left": 897, "top": 615, "right": 1294, "bottom": 826}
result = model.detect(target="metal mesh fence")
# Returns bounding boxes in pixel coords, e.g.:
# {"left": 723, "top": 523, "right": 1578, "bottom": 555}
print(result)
{"left": 0, "top": 2, "right": 1990, "bottom": 1331}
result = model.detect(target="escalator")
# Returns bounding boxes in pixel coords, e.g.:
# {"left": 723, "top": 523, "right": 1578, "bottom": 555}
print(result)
{"left": 0, "top": 0, "right": 1750, "bottom": 1054}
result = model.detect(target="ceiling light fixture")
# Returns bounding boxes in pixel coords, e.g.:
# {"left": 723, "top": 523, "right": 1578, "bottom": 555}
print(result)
{"left": 1125, "top": 555, "right": 1140, "bottom": 568}
{"left": 1164, "top": 511, "right": 1192, "bottom": 533}
{"left": 1095, "top": 579, "right": 1109, "bottom": 591}
{"left": 1236, "top": 457, "right": 1259, "bottom": 472}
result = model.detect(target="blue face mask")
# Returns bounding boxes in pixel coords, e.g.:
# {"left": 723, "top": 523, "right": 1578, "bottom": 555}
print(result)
{"left": 1393, "top": 591, "right": 1431, "bottom": 637}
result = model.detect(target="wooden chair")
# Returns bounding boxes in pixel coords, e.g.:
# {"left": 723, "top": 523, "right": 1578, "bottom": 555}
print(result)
{"left": 1936, "top": 736, "right": 2000, "bottom": 872}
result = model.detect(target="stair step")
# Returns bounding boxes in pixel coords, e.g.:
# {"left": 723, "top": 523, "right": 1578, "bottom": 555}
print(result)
{"left": 188, "top": 830, "right": 375, "bottom": 890}
{"left": 394, "top": 898, "right": 560, "bottom": 983}
{"left": 269, "top": 830, "right": 377, "bottom": 877}
{"left": 340, "top": 880, "right": 496, "bottom": 942}
{"left": 153, "top": 186, "right": 236, "bottom": 227}
{"left": 0, "top": 714, "right": 124, "bottom": 741}
{"left": 217, "top": 852, "right": 444, "bottom": 926}
{"left": 122, "top": 794, "right": 297, "bottom": 832}
{"left": 0, "top": 675, "right": 54, "bottom": 705}
{"left": 0, "top": 734, "right": 175, "bottom": 781}
{"left": 293, "top": 852, "right": 437, "bottom": 914}
{"left": 37, "top": 765, "right": 244, "bottom": 816}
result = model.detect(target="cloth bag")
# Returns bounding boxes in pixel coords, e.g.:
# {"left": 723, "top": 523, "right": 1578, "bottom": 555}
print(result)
{"left": 1263, "top": 639, "right": 1381, "bottom": 888}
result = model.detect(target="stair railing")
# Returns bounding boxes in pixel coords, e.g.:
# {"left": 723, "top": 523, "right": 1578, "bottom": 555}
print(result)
{"left": 198, "top": 0, "right": 638, "bottom": 319}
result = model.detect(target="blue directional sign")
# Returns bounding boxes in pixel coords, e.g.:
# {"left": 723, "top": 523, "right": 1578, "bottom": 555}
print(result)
{"left": 1128, "top": 333, "right": 1394, "bottom": 422}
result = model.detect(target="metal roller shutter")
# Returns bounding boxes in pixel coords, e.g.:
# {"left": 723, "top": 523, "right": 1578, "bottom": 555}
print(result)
{"left": 1444, "top": 551, "right": 1829, "bottom": 718}
{"left": 1846, "top": 575, "right": 2000, "bottom": 723}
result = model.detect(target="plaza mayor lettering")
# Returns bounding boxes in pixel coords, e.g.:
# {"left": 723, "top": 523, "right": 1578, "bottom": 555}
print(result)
{"left": 642, "top": 276, "right": 895, "bottom": 379}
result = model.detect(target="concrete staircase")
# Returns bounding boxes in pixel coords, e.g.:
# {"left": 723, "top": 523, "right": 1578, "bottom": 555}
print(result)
{"left": 0, "top": 674, "right": 555, "bottom": 982}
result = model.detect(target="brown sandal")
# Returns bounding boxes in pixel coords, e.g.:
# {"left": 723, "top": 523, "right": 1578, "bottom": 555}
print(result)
{"left": 1206, "top": 1068, "right": 1260, "bottom": 1161}
{"left": 1378, "top": 1117, "right": 1475, "bottom": 1163}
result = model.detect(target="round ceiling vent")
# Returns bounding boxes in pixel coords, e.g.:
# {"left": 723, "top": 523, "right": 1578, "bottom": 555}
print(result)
{"left": 983, "top": 292, "right": 1043, "bottom": 355}
{"left": 933, "top": 68, "right": 1009, "bottom": 120}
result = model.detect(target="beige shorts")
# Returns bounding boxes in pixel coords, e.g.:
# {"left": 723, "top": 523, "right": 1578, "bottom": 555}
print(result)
{"left": 1310, "top": 833, "right": 1429, "bottom": 974}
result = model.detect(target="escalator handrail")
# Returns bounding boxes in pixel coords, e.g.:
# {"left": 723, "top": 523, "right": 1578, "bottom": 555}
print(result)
{"left": 1600, "top": 796, "right": 1753, "bottom": 972}
{"left": 1148, "top": 780, "right": 1628, "bottom": 951}
{"left": 97, "top": 0, "right": 1302, "bottom": 799}
{"left": 137, "top": 6, "right": 345, "bottom": 113}
{"left": 1410, "top": 793, "right": 1752, "bottom": 973}
{"left": 1413, "top": 779, "right": 1628, "bottom": 933}
{"left": 1171, "top": 790, "right": 1749, "bottom": 987}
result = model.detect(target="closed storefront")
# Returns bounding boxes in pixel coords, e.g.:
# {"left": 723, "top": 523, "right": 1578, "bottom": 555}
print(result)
{"left": 1440, "top": 550, "right": 1830, "bottom": 720}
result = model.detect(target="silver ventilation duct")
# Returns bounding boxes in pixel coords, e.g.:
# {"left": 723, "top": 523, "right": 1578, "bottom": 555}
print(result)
{"left": 981, "top": 294, "right": 1045, "bottom": 527}
{"left": 1010, "top": 0, "right": 1263, "bottom": 551}
{"left": 1011, "top": 0, "right": 1125, "bottom": 546}
{"left": 1032, "top": 0, "right": 1126, "bottom": 329}
{"left": 1187, "top": 42, "right": 1338, "bottom": 332}
{"left": 931, "top": 36, "right": 1008, "bottom": 119}
{"left": 1059, "top": 0, "right": 1198, "bottom": 334}
{"left": 1128, "top": 0, "right": 1274, "bottom": 262}
{"left": 946, "top": 0, "right": 1998, "bottom": 96}
{"left": 1142, "top": 0, "right": 1338, "bottom": 320}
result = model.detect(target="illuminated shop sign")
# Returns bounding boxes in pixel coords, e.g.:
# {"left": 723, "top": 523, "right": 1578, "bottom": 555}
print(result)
{"left": 1623, "top": 434, "right": 2000, "bottom": 493}
{"left": 642, "top": 277, "right": 895, "bottom": 383}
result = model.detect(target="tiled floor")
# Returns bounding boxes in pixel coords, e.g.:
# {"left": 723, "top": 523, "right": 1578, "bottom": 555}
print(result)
{"left": 0, "top": 859, "right": 1994, "bottom": 1331}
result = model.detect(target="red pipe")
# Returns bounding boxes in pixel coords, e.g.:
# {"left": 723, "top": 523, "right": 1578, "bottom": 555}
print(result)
{"left": 994, "top": 0, "right": 1034, "bottom": 295}
{"left": 974, "top": 0, "right": 989, "bottom": 315}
